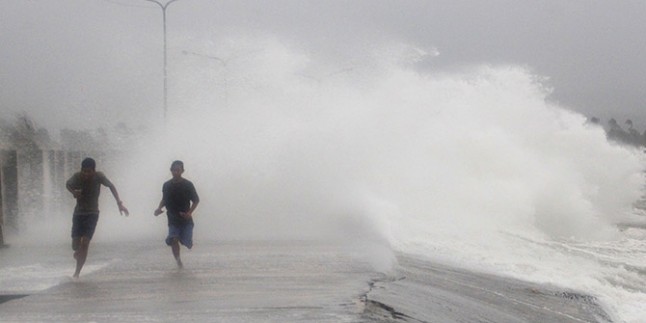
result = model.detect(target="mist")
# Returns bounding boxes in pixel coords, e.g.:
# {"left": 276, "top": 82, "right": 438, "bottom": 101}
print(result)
{"left": 11, "top": 32, "right": 642, "bottom": 247}
{"left": 23, "top": 36, "right": 630, "bottom": 273}
{"left": 3, "top": 3, "right": 646, "bottom": 320}
{"left": 3, "top": 1, "right": 646, "bottom": 130}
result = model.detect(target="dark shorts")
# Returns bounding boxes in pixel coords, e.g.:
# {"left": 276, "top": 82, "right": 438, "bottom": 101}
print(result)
{"left": 165, "top": 222, "right": 194, "bottom": 249}
{"left": 71, "top": 213, "right": 99, "bottom": 240}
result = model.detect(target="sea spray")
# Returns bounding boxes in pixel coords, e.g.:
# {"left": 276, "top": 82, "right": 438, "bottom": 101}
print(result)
{"left": 87, "top": 37, "right": 646, "bottom": 321}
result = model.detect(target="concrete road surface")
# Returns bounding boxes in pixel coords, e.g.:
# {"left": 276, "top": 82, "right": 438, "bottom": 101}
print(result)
{"left": 0, "top": 241, "right": 608, "bottom": 322}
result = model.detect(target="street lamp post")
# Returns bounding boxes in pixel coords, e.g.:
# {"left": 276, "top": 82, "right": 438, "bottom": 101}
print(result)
{"left": 142, "top": 0, "right": 182, "bottom": 121}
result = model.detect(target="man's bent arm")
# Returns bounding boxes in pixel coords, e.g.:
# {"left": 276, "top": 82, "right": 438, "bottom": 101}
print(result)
{"left": 187, "top": 200, "right": 199, "bottom": 216}
{"left": 154, "top": 199, "right": 165, "bottom": 216}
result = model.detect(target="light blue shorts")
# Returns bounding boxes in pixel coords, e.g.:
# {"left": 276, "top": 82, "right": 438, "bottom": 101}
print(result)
{"left": 165, "top": 223, "right": 194, "bottom": 249}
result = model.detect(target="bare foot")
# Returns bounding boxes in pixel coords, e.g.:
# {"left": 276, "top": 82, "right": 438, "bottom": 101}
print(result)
{"left": 176, "top": 258, "right": 183, "bottom": 269}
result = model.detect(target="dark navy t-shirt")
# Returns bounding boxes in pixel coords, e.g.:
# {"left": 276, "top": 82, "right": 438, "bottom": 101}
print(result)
{"left": 162, "top": 178, "right": 199, "bottom": 226}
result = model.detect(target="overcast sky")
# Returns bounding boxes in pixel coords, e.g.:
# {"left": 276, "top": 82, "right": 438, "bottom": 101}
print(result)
{"left": 1, "top": 0, "right": 645, "bottom": 131}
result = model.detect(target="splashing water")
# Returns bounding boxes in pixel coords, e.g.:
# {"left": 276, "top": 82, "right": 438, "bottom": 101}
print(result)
{"left": 27, "top": 36, "right": 642, "bottom": 322}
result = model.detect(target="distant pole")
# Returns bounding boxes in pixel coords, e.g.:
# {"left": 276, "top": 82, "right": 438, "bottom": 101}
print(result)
{"left": 142, "top": 0, "right": 182, "bottom": 121}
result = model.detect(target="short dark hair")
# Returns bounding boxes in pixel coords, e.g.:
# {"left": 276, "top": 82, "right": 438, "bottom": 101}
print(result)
{"left": 81, "top": 157, "right": 96, "bottom": 170}
{"left": 171, "top": 160, "right": 184, "bottom": 170}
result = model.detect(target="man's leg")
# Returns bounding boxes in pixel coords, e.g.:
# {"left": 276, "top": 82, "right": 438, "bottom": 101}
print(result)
{"left": 171, "top": 238, "right": 182, "bottom": 268}
{"left": 71, "top": 213, "right": 99, "bottom": 278}
{"left": 72, "top": 237, "right": 81, "bottom": 258}
{"left": 173, "top": 223, "right": 193, "bottom": 269}
{"left": 73, "top": 236, "right": 90, "bottom": 278}
{"left": 166, "top": 225, "right": 183, "bottom": 268}
{"left": 179, "top": 222, "right": 194, "bottom": 249}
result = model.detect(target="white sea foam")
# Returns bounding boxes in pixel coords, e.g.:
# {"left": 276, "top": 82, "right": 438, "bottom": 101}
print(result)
{"left": 0, "top": 242, "right": 112, "bottom": 293}
{"left": 117, "top": 37, "right": 646, "bottom": 322}
{"left": 13, "top": 36, "right": 644, "bottom": 322}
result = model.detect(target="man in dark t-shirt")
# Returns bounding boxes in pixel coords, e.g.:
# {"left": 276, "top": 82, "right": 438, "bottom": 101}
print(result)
{"left": 66, "top": 157, "right": 129, "bottom": 278}
{"left": 154, "top": 160, "right": 200, "bottom": 268}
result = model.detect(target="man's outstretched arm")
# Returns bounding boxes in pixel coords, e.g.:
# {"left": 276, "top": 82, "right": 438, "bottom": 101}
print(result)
{"left": 107, "top": 183, "right": 129, "bottom": 216}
